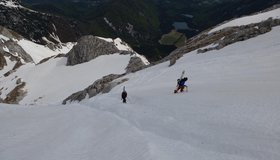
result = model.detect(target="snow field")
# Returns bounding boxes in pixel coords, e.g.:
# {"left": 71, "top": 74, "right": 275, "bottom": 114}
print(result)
{"left": 0, "top": 12, "right": 280, "bottom": 160}
{"left": 82, "top": 26, "right": 280, "bottom": 160}
{"left": 209, "top": 7, "right": 280, "bottom": 33}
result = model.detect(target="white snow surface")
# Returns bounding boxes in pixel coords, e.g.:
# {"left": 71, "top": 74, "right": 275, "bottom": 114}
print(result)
{"left": 15, "top": 53, "right": 131, "bottom": 105}
{"left": 0, "top": 0, "right": 21, "bottom": 8}
{"left": 97, "top": 36, "right": 134, "bottom": 51}
{"left": 0, "top": 34, "right": 9, "bottom": 41}
{"left": 17, "top": 39, "right": 74, "bottom": 64}
{"left": 0, "top": 31, "right": 147, "bottom": 105}
{"left": 96, "top": 37, "right": 150, "bottom": 65}
{"left": 0, "top": 24, "right": 280, "bottom": 160}
{"left": 0, "top": 31, "right": 74, "bottom": 64}
{"left": 209, "top": 7, "right": 280, "bottom": 33}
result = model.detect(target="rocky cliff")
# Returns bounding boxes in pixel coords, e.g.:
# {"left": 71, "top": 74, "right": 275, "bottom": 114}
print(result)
{"left": 67, "top": 36, "right": 122, "bottom": 66}
{"left": 0, "top": 0, "right": 81, "bottom": 45}
{"left": 163, "top": 5, "right": 280, "bottom": 66}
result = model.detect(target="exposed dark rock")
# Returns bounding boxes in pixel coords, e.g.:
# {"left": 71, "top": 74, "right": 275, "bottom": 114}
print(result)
{"left": 169, "top": 54, "right": 182, "bottom": 67}
{"left": 16, "top": 78, "right": 22, "bottom": 85}
{"left": 66, "top": 36, "right": 120, "bottom": 66}
{"left": 162, "top": 17, "right": 280, "bottom": 63}
{"left": 63, "top": 91, "right": 87, "bottom": 104}
{"left": 55, "top": 54, "right": 66, "bottom": 58}
{"left": 62, "top": 74, "right": 128, "bottom": 104}
{"left": 12, "top": 60, "right": 23, "bottom": 70}
{"left": 4, "top": 69, "right": 15, "bottom": 77}
{"left": 0, "top": 2, "right": 81, "bottom": 44}
{"left": 37, "top": 56, "right": 55, "bottom": 65}
{"left": 37, "top": 54, "right": 66, "bottom": 65}
{"left": 0, "top": 52, "right": 7, "bottom": 70}
{"left": 0, "top": 25, "right": 23, "bottom": 40}
{"left": 0, "top": 39, "right": 33, "bottom": 63}
{"left": 4, "top": 82, "right": 27, "bottom": 104}
{"left": 126, "top": 56, "right": 147, "bottom": 73}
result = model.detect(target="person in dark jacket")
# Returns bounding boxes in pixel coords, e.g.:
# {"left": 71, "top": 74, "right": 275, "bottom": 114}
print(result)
{"left": 121, "top": 86, "right": 127, "bottom": 103}
{"left": 174, "top": 77, "right": 188, "bottom": 93}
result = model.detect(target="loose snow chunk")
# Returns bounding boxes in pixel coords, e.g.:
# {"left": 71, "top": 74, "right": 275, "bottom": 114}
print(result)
{"left": 209, "top": 8, "right": 280, "bottom": 33}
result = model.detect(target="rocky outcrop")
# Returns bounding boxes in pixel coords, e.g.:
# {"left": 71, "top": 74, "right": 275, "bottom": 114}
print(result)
{"left": 3, "top": 82, "right": 27, "bottom": 104}
{"left": 3, "top": 40, "right": 33, "bottom": 63}
{"left": 67, "top": 36, "right": 129, "bottom": 66}
{"left": 0, "top": 26, "right": 34, "bottom": 63}
{"left": 126, "top": 56, "right": 147, "bottom": 73}
{"left": 0, "top": 1, "right": 81, "bottom": 44}
{"left": 197, "top": 18, "right": 280, "bottom": 54}
{"left": 164, "top": 17, "right": 280, "bottom": 65}
{"left": 0, "top": 50, "right": 25, "bottom": 77}
{"left": 37, "top": 54, "right": 67, "bottom": 65}
{"left": 62, "top": 74, "right": 128, "bottom": 104}
{"left": 0, "top": 25, "right": 23, "bottom": 40}
{"left": 0, "top": 52, "right": 7, "bottom": 69}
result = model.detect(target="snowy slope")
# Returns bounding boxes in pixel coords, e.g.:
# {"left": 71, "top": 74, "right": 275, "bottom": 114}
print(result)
{"left": 0, "top": 33, "right": 74, "bottom": 64}
{"left": 1, "top": 30, "right": 148, "bottom": 104}
{"left": 17, "top": 39, "right": 74, "bottom": 64}
{"left": 209, "top": 7, "right": 280, "bottom": 33}
{"left": 0, "top": 23, "right": 280, "bottom": 160}
{"left": 0, "top": 50, "right": 138, "bottom": 105}
{"left": 16, "top": 54, "right": 131, "bottom": 105}
{"left": 84, "top": 26, "right": 280, "bottom": 160}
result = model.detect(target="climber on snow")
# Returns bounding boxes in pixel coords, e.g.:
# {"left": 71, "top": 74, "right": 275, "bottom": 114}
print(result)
{"left": 121, "top": 86, "right": 127, "bottom": 103}
{"left": 174, "top": 77, "right": 188, "bottom": 93}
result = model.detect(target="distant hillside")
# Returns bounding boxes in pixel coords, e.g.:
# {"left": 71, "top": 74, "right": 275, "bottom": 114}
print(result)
{"left": 16, "top": 0, "right": 280, "bottom": 60}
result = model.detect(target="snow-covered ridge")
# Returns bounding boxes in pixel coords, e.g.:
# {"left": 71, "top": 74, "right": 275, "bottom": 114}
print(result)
{"left": 0, "top": 34, "right": 9, "bottom": 41}
{"left": 97, "top": 36, "right": 150, "bottom": 65}
{"left": 209, "top": 7, "right": 280, "bottom": 33}
{"left": 0, "top": 0, "right": 22, "bottom": 8}
{"left": 97, "top": 37, "right": 133, "bottom": 52}
{"left": 1, "top": 36, "right": 74, "bottom": 64}
{"left": 17, "top": 39, "right": 74, "bottom": 64}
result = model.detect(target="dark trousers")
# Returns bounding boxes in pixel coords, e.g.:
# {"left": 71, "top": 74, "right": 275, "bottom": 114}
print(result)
{"left": 175, "top": 85, "right": 187, "bottom": 93}
{"left": 122, "top": 98, "right": 126, "bottom": 103}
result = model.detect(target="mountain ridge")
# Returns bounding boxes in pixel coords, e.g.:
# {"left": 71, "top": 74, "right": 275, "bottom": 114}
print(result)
{"left": 0, "top": 5, "right": 280, "bottom": 160}
{"left": 15, "top": 0, "right": 280, "bottom": 60}
{"left": 1, "top": 5, "right": 279, "bottom": 105}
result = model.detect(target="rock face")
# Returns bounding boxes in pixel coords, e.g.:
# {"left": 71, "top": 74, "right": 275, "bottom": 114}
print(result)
{"left": 3, "top": 82, "right": 27, "bottom": 104}
{"left": 0, "top": 50, "right": 25, "bottom": 77}
{"left": 0, "top": 0, "right": 81, "bottom": 44}
{"left": 0, "top": 26, "right": 27, "bottom": 64}
{"left": 2, "top": 40, "right": 33, "bottom": 63}
{"left": 0, "top": 52, "right": 6, "bottom": 69}
{"left": 62, "top": 74, "right": 128, "bottom": 104}
{"left": 0, "top": 25, "right": 22, "bottom": 40}
{"left": 67, "top": 36, "right": 128, "bottom": 66}
{"left": 126, "top": 56, "right": 147, "bottom": 73}
{"left": 163, "top": 16, "right": 280, "bottom": 65}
